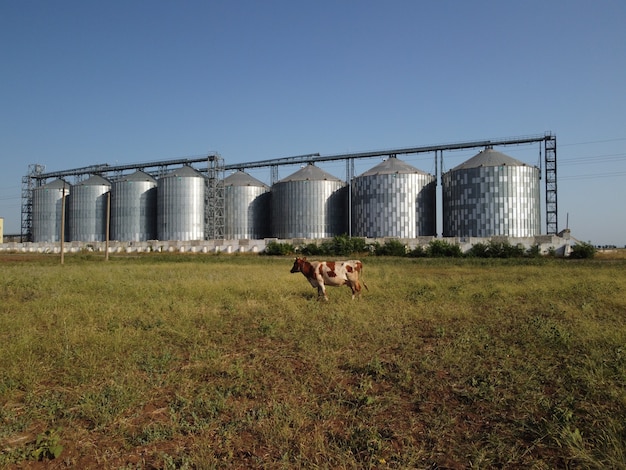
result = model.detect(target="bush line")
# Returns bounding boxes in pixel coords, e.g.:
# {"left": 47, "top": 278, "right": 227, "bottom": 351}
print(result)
{"left": 263, "top": 235, "right": 596, "bottom": 259}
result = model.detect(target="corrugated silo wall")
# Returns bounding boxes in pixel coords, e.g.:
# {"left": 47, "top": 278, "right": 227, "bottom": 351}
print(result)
{"left": 271, "top": 180, "right": 347, "bottom": 239}
{"left": 225, "top": 185, "right": 271, "bottom": 239}
{"left": 351, "top": 173, "right": 436, "bottom": 238}
{"left": 442, "top": 165, "right": 541, "bottom": 238}
{"left": 68, "top": 183, "right": 111, "bottom": 242}
{"left": 32, "top": 184, "right": 69, "bottom": 242}
{"left": 157, "top": 175, "right": 205, "bottom": 241}
{"left": 110, "top": 180, "right": 157, "bottom": 241}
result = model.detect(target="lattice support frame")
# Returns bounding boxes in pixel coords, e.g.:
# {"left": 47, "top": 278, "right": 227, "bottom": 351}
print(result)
{"left": 205, "top": 154, "right": 225, "bottom": 240}
{"left": 21, "top": 164, "right": 45, "bottom": 242}
{"left": 544, "top": 135, "right": 557, "bottom": 235}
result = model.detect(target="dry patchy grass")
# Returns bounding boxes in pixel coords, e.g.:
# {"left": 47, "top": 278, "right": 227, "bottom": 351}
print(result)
{"left": 1, "top": 253, "right": 626, "bottom": 469}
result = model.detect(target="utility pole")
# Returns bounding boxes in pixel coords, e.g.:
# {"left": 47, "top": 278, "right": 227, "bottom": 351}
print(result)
{"left": 60, "top": 182, "right": 66, "bottom": 265}
{"left": 105, "top": 192, "right": 111, "bottom": 261}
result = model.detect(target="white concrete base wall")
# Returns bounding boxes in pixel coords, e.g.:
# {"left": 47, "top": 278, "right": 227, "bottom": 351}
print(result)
{"left": 0, "top": 235, "right": 574, "bottom": 256}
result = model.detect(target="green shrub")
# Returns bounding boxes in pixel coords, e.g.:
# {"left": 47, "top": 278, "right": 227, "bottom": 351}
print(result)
{"left": 569, "top": 242, "right": 596, "bottom": 259}
{"left": 467, "top": 240, "right": 526, "bottom": 258}
{"left": 345, "top": 236, "right": 368, "bottom": 254}
{"left": 467, "top": 242, "right": 489, "bottom": 258}
{"left": 300, "top": 243, "right": 324, "bottom": 256}
{"left": 407, "top": 245, "right": 426, "bottom": 258}
{"left": 426, "top": 239, "right": 462, "bottom": 258}
{"left": 300, "top": 235, "right": 369, "bottom": 257}
{"left": 263, "top": 241, "right": 295, "bottom": 256}
{"left": 327, "top": 234, "right": 352, "bottom": 256}
{"left": 494, "top": 241, "right": 525, "bottom": 258}
{"left": 373, "top": 239, "right": 407, "bottom": 256}
{"left": 527, "top": 244, "right": 542, "bottom": 258}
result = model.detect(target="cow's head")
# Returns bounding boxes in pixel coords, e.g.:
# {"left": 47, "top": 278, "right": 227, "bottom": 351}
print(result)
{"left": 290, "top": 257, "right": 306, "bottom": 273}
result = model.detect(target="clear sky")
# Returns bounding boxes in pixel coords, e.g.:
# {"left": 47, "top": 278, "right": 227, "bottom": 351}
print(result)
{"left": 1, "top": 1, "right": 625, "bottom": 246}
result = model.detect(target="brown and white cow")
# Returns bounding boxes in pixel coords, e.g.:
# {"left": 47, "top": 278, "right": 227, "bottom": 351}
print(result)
{"left": 290, "top": 257, "right": 368, "bottom": 301}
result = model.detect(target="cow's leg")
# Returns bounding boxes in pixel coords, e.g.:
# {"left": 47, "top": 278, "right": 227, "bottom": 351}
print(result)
{"left": 347, "top": 282, "right": 355, "bottom": 300}
{"left": 346, "top": 281, "right": 356, "bottom": 300}
{"left": 346, "top": 280, "right": 362, "bottom": 300}
{"left": 317, "top": 284, "right": 328, "bottom": 301}
{"left": 353, "top": 280, "right": 362, "bottom": 299}
{"left": 315, "top": 276, "right": 329, "bottom": 301}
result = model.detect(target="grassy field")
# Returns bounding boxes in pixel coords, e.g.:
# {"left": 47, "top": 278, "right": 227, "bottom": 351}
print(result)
{"left": 1, "top": 253, "right": 625, "bottom": 469}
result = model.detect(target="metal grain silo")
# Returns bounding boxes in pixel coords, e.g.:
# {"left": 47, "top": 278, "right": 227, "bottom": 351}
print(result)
{"left": 351, "top": 156, "right": 436, "bottom": 238}
{"left": 110, "top": 170, "right": 157, "bottom": 241}
{"left": 32, "top": 178, "right": 69, "bottom": 242}
{"left": 271, "top": 164, "right": 347, "bottom": 239}
{"left": 157, "top": 165, "right": 205, "bottom": 241}
{"left": 442, "top": 148, "right": 541, "bottom": 238}
{"left": 68, "top": 174, "right": 111, "bottom": 242}
{"left": 224, "top": 170, "right": 270, "bottom": 239}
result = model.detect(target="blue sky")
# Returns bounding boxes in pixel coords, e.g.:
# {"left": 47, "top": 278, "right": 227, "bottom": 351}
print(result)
{"left": 1, "top": 1, "right": 625, "bottom": 245}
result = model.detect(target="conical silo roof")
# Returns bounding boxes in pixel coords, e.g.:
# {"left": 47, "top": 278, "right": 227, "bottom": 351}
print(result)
{"left": 359, "top": 156, "right": 430, "bottom": 176}
{"left": 40, "top": 178, "right": 69, "bottom": 189}
{"left": 76, "top": 174, "right": 111, "bottom": 186}
{"left": 118, "top": 170, "right": 156, "bottom": 183}
{"left": 164, "top": 165, "right": 203, "bottom": 178}
{"left": 452, "top": 148, "right": 527, "bottom": 171}
{"left": 277, "top": 163, "right": 342, "bottom": 183}
{"left": 224, "top": 170, "right": 269, "bottom": 188}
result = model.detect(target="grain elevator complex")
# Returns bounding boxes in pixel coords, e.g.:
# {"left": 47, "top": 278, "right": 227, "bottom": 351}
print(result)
{"left": 17, "top": 134, "right": 561, "bottom": 253}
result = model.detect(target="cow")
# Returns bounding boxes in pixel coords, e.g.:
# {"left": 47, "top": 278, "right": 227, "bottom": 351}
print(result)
{"left": 290, "top": 256, "right": 368, "bottom": 301}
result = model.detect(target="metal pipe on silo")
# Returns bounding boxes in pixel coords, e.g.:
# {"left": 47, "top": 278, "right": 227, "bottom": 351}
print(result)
{"left": 105, "top": 192, "right": 110, "bottom": 260}
{"left": 61, "top": 182, "right": 66, "bottom": 264}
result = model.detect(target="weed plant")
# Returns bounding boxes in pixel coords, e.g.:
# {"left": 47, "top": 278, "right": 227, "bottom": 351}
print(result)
{"left": 0, "top": 253, "right": 625, "bottom": 468}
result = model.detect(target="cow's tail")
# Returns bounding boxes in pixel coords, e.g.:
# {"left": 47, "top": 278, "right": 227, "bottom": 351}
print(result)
{"left": 359, "top": 264, "right": 369, "bottom": 291}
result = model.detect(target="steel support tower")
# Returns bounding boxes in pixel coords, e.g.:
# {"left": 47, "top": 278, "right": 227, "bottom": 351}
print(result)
{"left": 20, "top": 164, "right": 45, "bottom": 242}
{"left": 544, "top": 135, "right": 558, "bottom": 235}
{"left": 205, "top": 154, "right": 225, "bottom": 240}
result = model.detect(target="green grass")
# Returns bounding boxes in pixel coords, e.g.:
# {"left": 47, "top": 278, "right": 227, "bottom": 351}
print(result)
{"left": 1, "top": 253, "right": 626, "bottom": 468}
